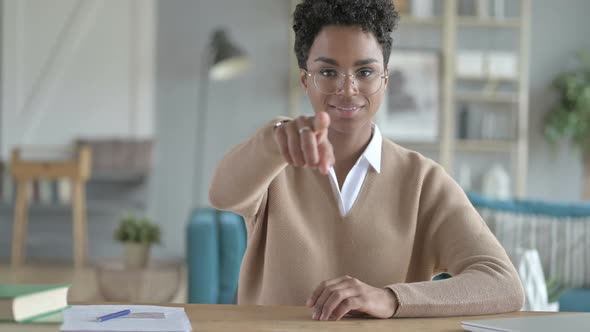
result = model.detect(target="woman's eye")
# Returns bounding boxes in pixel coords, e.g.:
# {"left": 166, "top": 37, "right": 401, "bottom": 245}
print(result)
{"left": 357, "top": 69, "right": 374, "bottom": 78}
{"left": 320, "top": 69, "right": 337, "bottom": 77}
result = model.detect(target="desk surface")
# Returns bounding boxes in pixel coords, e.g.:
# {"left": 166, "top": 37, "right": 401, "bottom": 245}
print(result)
{"left": 2, "top": 304, "right": 563, "bottom": 332}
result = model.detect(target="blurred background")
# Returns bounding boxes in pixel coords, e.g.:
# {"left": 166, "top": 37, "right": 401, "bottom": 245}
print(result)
{"left": 0, "top": 0, "right": 589, "bottom": 309}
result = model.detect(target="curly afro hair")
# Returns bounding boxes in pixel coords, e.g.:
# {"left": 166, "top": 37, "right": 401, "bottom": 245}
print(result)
{"left": 292, "top": 0, "right": 399, "bottom": 69}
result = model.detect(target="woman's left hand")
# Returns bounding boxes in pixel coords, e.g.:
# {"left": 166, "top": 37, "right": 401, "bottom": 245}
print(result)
{"left": 306, "top": 275, "right": 398, "bottom": 321}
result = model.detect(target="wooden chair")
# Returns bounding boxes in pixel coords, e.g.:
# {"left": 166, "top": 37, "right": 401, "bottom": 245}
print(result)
{"left": 10, "top": 146, "right": 92, "bottom": 268}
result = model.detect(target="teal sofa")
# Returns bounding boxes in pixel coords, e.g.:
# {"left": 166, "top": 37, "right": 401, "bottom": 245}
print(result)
{"left": 186, "top": 208, "right": 246, "bottom": 304}
{"left": 187, "top": 195, "right": 590, "bottom": 311}
{"left": 467, "top": 193, "right": 590, "bottom": 312}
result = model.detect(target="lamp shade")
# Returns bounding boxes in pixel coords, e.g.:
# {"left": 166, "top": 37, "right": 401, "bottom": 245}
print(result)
{"left": 209, "top": 29, "right": 250, "bottom": 81}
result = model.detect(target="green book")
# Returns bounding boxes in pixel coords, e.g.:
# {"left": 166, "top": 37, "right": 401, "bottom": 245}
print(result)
{"left": 0, "top": 284, "right": 69, "bottom": 323}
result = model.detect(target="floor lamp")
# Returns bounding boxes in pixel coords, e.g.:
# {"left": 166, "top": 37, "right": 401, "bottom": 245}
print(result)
{"left": 193, "top": 29, "right": 250, "bottom": 206}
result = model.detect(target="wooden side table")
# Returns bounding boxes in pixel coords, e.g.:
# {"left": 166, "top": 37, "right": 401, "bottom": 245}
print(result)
{"left": 10, "top": 146, "right": 92, "bottom": 267}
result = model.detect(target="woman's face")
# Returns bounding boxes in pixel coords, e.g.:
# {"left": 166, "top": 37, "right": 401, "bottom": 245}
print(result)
{"left": 301, "top": 25, "right": 388, "bottom": 134}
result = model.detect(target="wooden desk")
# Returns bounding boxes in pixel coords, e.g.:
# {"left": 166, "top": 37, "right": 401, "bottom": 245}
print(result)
{"left": 1, "top": 304, "right": 562, "bottom": 332}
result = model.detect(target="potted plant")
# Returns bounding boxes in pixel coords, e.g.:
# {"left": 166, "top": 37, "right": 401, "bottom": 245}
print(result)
{"left": 114, "top": 215, "right": 160, "bottom": 268}
{"left": 546, "top": 276, "right": 568, "bottom": 311}
{"left": 544, "top": 50, "right": 590, "bottom": 199}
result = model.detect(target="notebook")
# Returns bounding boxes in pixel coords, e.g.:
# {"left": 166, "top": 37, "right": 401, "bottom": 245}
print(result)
{"left": 0, "top": 284, "right": 69, "bottom": 323}
{"left": 461, "top": 313, "right": 590, "bottom": 332}
{"left": 61, "top": 305, "right": 192, "bottom": 332}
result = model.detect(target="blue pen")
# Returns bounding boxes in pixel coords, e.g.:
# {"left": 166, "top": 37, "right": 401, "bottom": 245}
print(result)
{"left": 97, "top": 309, "right": 131, "bottom": 322}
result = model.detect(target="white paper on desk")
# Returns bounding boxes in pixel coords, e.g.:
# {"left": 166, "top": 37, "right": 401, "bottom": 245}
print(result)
{"left": 61, "top": 305, "right": 192, "bottom": 332}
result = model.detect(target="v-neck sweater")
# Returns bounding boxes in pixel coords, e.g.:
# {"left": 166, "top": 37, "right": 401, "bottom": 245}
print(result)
{"left": 209, "top": 118, "right": 524, "bottom": 317}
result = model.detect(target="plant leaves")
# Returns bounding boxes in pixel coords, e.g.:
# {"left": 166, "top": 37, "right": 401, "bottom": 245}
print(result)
{"left": 114, "top": 214, "right": 160, "bottom": 244}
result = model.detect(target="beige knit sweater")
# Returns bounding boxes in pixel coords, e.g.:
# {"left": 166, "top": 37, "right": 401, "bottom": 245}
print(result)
{"left": 209, "top": 118, "right": 525, "bottom": 317}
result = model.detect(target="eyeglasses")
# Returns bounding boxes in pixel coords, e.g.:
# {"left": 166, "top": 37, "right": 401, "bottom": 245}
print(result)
{"left": 304, "top": 68, "right": 387, "bottom": 95}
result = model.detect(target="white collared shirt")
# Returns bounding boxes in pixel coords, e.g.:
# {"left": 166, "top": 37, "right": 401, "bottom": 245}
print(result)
{"left": 327, "top": 124, "right": 382, "bottom": 216}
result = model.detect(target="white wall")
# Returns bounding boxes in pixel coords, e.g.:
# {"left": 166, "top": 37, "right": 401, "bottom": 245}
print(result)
{"left": 527, "top": 0, "right": 590, "bottom": 202}
{"left": 1, "top": 0, "right": 155, "bottom": 160}
{"left": 151, "top": 0, "right": 291, "bottom": 257}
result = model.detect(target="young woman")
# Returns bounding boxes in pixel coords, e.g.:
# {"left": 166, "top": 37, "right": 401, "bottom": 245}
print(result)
{"left": 209, "top": 0, "right": 524, "bottom": 321}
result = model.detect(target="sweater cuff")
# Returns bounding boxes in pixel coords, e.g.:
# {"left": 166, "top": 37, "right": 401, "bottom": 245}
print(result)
{"left": 385, "top": 285, "right": 402, "bottom": 318}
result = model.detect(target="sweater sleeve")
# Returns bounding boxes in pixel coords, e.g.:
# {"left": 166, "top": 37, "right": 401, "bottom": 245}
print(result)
{"left": 209, "top": 117, "right": 290, "bottom": 218}
{"left": 386, "top": 163, "right": 525, "bottom": 317}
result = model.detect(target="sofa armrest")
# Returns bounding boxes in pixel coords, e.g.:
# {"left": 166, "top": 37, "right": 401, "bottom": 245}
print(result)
{"left": 186, "top": 208, "right": 220, "bottom": 303}
{"left": 218, "top": 212, "right": 247, "bottom": 304}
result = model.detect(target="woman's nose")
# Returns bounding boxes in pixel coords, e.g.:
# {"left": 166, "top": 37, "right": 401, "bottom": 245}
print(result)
{"left": 337, "top": 75, "right": 359, "bottom": 96}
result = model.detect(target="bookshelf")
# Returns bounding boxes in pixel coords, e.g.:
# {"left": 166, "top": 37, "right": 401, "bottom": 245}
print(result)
{"left": 402, "top": 16, "right": 444, "bottom": 25}
{"left": 397, "top": 0, "right": 531, "bottom": 198}
{"left": 455, "top": 91, "right": 519, "bottom": 104}
{"left": 456, "top": 139, "right": 515, "bottom": 153}
{"left": 457, "top": 17, "right": 521, "bottom": 28}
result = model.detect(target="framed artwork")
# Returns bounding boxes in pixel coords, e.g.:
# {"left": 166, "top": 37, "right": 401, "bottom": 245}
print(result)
{"left": 377, "top": 50, "right": 440, "bottom": 142}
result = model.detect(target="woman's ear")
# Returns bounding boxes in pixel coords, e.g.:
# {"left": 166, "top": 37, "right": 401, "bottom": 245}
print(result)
{"left": 383, "top": 66, "right": 389, "bottom": 89}
{"left": 299, "top": 69, "right": 309, "bottom": 94}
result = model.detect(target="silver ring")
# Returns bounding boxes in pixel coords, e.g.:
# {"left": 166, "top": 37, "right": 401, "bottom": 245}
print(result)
{"left": 273, "top": 120, "right": 290, "bottom": 129}
{"left": 298, "top": 127, "right": 311, "bottom": 135}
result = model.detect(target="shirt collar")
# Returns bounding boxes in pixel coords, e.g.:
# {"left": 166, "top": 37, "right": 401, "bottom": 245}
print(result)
{"left": 361, "top": 124, "right": 382, "bottom": 174}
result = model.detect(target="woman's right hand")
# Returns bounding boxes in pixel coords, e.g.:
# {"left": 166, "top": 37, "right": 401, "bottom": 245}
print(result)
{"left": 273, "top": 112, "right": 335, "bottom": 175}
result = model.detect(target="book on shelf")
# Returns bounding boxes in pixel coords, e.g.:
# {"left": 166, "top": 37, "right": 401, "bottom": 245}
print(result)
{"left": 0, "top": 284, "right": 70, "bottom": 323}
{"left": 476, "top": 0, "right": 489, "bottom": 19}
{"left": 30, "top": 181, "right": 39, "bottom": 202}
{"left": 411, "top": 0, "right": 434, "bottom": 18}
{"left": 395, "top": 0, "right": 410, "bottom": 14}
{"left": 0, "top": 165, "right": 14, "bottom": 203}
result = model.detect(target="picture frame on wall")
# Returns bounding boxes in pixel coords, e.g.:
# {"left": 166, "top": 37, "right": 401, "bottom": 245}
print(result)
{"left": 377, "top": 50, "right": 440, "bottom": 142}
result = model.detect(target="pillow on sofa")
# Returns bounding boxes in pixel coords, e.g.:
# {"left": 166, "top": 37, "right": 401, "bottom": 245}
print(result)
{"left": 468, "top": 192, "right": 590, "bottom": 289}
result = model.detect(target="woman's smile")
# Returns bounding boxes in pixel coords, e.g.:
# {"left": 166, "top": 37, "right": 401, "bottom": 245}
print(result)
{"left": 327, "top": 103, "right": 365, "bottom": 119}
